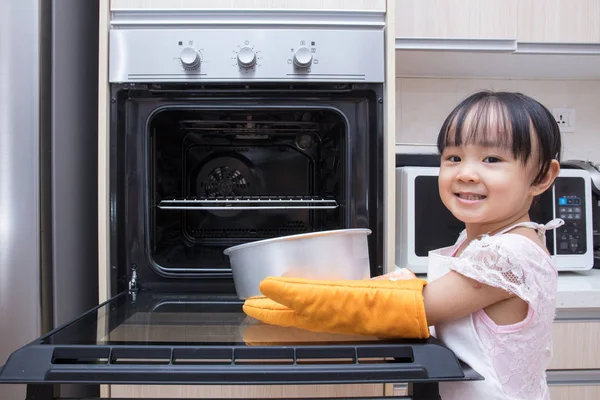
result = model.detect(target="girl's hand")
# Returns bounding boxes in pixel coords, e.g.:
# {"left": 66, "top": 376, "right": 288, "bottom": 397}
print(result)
{"left": 372, "top": 268, "right": 416, "bottom": 281}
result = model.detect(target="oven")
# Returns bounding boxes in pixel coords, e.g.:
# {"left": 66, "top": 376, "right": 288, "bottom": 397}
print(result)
{"left": 0, "top": 10, "right": 480, "bottom": 400}
{"left": 109, "top": 39, "right": 386, "bottom": 295}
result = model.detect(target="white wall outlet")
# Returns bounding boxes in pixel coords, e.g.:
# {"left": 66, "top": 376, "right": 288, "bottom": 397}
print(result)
{"left": 551, "top": 108, "right": 576, "bottom": 133}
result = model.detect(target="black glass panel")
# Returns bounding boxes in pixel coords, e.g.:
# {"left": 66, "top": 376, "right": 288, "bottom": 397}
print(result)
{"left": 412, "top": 176, "right": 560, "bottom": 256}
{"left": 40, "top": 291, "right": 393, "bottom": 347}
{"left": 1, "top": 290, "right": 481, "bottom": 385}
{"left": 414, "top": 176, "right": 464, "bottom": 256}
{"left": 553, "top": 177, "right": 587, "bottom": 254}
{"left": 529, "top": 187, "right": 555, "bottom": 254}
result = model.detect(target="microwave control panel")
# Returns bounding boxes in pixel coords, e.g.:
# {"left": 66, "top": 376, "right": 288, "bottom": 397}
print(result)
{"left": 554, "top": 177, "right": 587, "bottom": 254}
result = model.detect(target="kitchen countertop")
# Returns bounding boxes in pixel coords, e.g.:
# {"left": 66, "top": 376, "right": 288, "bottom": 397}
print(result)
{"left": 556, "top": 269, "right": 600, "bottom": 310}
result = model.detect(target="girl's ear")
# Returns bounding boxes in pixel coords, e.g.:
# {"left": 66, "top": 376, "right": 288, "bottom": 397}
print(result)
{"left": 531, "top": 159, "right": 560, "bottom": 196}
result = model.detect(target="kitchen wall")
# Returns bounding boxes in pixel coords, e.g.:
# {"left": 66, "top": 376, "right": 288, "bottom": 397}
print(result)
{"left": 396, "top": 77, "right": 600, "bottom": 162}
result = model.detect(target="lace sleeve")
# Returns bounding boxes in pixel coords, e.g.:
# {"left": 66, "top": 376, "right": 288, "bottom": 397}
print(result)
{"left": 449, "top": 234, "right": 555, "bottom": 306}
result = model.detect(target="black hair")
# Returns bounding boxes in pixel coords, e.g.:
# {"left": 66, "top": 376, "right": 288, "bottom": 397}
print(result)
{"left": 437, "top": 90, "right": 562, "bottom": 185}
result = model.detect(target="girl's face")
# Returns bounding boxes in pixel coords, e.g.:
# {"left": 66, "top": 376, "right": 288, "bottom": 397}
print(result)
{"left": 438, "top": 139, "right": 540, "bottom": 237}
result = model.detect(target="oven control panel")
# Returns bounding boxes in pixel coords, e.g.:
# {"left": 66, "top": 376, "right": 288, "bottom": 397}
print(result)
{"left": 109, "top": 29, "right": 384, "bottom": 83}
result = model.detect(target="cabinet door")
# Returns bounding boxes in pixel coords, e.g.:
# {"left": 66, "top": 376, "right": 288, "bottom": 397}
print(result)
{"left": 549, "top": 322, "right": 600, "bottom": 369}
{"left": 110, "top": 0, "right": 386, "bottom": 11}
{"left": 517, "top": 0, "right": 600, "bottom": 43}
{"left": 549, "top": 385, "right": 600, "bottom": 400}
{"left": 395, "top": 0, "right": 517, "bottom": 39}
{"left": 109, "top": 384, "right": 384, "bottom": 398}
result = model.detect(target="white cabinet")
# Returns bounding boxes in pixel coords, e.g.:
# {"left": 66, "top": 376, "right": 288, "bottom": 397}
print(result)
{"left": 517, "top": 0, "right": 600, "bottom": 43}
{"left": 395, "top": 0, "right": 517, "bottom": 40}
{"left": 110, "top": 0, "right": 386, "bottom": 11}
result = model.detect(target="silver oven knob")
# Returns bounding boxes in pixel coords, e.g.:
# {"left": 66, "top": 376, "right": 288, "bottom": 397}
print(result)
{"left": 180, "top": 47, "right": 201, "bottom": 70}
{"left": 237, "top": 46, "right": 257, "bottom": 68}
{"left": 293, "top": 47, "right": 313, "bottom": 68}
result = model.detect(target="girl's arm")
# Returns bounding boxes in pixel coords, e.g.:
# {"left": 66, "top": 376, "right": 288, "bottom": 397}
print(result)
{"left": 378, "top": 268, "right": 514, "bottom": 326}
{"left": 422, "top": 270, "right": 514, "bottom": 326}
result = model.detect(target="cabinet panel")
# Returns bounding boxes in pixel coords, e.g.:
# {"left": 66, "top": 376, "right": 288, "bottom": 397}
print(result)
{"left": 518, "top": 0, "right": 600, "bottom": 43}
{"left": 395, "top": 0, "right": 517, "bottom": 39}
{"left": 384, "top": 383, "right": 408, "bottom": 396}
{"left": 549, "top": 322, "right": 600, "bottom": 369}
{"left": 99, "top": 1, "right": 111, "bottom": 395}
{"left": 110, "top": 0, "right": 386, "bottom": 11}
{"left": 110, "top": 384, "right": 384, "bottom": 398}
{"left": 549, "top": 385, "right": 600, "bottom": 400}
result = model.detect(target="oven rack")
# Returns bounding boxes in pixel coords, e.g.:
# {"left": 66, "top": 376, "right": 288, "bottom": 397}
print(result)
{"left": 179, "top": 119, "right": 321, "bottom": 134}
{"left": 157, "top": 196, "right": 339, "bottom": 210}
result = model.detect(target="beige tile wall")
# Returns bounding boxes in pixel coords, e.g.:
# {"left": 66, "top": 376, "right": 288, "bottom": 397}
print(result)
{"left": 395, "top": 78, "right": 600, "bottom": 162}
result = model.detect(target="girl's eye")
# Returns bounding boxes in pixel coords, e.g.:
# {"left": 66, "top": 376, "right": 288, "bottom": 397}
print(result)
{"left": 446, "top": 155, "right": 461, "bottom": 162}
{"left": 483, "top": 156, "right": 502, "bottom": 163}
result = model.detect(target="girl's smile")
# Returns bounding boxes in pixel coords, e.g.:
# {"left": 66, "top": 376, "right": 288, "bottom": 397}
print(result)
{"left": 455, "top": 192, "right": 487, "bottom": 202}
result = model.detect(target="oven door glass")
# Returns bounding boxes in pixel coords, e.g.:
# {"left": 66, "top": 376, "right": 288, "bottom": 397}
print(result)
{"left": 0, "top": 289, "right": 479, "bottom": 386}
{"left": 43, "top": 291, "right": 388, "bottom": 347}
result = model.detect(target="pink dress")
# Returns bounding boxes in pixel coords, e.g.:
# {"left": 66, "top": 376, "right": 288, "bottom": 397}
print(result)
{"left": 427, "top": 219, "right": 564, "bottom": 400}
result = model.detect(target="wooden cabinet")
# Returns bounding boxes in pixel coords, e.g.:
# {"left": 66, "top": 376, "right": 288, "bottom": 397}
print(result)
{"left": 549, "top": 321, "right": 600, "bottom": 369}
{"left": 110, "top": 0, "right": 386, "bottom": 11}
{"left": 394, "top": 0, "right": 600, "bottom": 44}
{"left": 383, "top": 383, "right": 600, "bottom": 400}
{"left": 99, "top": 0, "right": 392, "bottom": 396}
{"left": 110, "top": 384, "right": 384, "bottom": 398}
{"left": 394, "top": 0, "right": 517, "bottom": 40}
{"left": 392, "top": 0, "right": 600, "bottom": 78}
{"left": 546, "top": 322, "right": 600, "bottom": 400}
{"left": 549, "top": 385, "right": 600, "bottom": 400}
{"left": 517, "top": 0, "right": 600, "bottom": 43}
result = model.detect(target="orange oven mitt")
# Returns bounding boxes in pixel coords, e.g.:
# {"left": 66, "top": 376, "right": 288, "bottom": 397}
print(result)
{"left": 242, "top": 274, "right": 430, "bottom": 339}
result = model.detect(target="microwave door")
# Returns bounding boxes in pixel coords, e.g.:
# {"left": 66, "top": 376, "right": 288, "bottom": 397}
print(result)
{"left": 413, "top": 176, "right": 465, "bottom": 258}
{"left": 396, "top": 167, "right": 465, "bottom": 274}
{"left": 529, "top": 185, "right": 556, "bottom": 255}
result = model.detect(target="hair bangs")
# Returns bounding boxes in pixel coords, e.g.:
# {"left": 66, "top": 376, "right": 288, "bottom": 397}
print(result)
{"left": 437, "top": 90, "right": 562, "bottom": 185}
{"left": 437, "top": 92, "right": 533, "bottom": 164}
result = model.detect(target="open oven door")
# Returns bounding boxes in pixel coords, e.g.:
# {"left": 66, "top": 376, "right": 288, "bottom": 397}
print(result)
{"left": 0, "top": 288, "right": 482, "bottom": 400}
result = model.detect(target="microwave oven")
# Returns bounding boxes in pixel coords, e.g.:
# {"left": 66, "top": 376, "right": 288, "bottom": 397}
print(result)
{"left": 395, "top": 166, "right": 594, "bottom": 273}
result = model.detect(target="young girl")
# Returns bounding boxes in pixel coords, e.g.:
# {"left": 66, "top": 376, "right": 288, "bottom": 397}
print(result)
{"left": 402, "top": 90, "right": 563, "bottom": 399}
{"left": 244, "top": 90, "right": 563, "bottom": 400}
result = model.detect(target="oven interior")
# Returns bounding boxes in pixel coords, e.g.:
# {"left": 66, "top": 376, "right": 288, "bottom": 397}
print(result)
{"left": 149, "top": 108, "right": 348, "bottom": 273}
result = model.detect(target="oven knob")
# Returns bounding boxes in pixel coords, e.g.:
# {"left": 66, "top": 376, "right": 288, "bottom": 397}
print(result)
{"left": 293, "top": 47, "right": 313, "bottom": 68}
{"left": 180, "top": 47, "right": 201, "bottom": 70}
{"left": 237, "top": 47, "right": 257, "bottom": 68}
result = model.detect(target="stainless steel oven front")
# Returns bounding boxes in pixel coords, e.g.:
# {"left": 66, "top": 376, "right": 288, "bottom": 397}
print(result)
{"left": 108, "top": 23, "right": 386, "bottom": 295}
